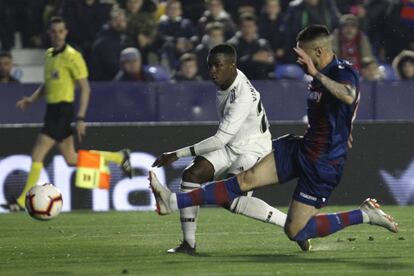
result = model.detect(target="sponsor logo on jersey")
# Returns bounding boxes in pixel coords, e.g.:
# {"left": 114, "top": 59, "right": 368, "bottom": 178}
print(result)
{"left": 308, "top": 91, "right": 322, "bottom": 103}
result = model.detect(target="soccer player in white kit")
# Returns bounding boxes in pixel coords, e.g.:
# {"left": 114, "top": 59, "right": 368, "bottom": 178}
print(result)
{"left": 152, "top": 44, "right": 288, "bottom": 254}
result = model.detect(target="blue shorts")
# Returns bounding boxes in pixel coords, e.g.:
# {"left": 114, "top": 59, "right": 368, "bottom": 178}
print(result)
{"left": 272, "top": 134, "right": 345, "bottom": 208}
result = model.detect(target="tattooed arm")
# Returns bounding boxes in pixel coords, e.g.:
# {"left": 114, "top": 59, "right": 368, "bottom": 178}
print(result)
{"left": 313, "top": 72, "right": 356, "bottom": 105}
{"left": 294, "top": 47, "right": 356, "bottom": 105}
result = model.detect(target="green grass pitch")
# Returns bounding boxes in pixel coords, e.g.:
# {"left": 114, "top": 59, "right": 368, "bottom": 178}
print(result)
{"left": 0, "top": 206, "right": 413, "bottom": 275}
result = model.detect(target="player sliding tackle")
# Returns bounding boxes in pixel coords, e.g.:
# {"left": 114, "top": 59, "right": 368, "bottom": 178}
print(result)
{"left": 151, "top": 44, "right": 308, "bottom": 254}
{"left": 150, "top": 25, "right": 398, "bottom": 249}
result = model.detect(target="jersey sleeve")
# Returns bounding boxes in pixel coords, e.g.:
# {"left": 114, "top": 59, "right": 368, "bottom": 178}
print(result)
{"left": 335, "top": 65, "right": 358, "bottom": 88}
{"left": 69, "top": 52, "right": 89, "bottom": 80}
{"left": 218, "top": 85, "right": 253, "bottom": 136}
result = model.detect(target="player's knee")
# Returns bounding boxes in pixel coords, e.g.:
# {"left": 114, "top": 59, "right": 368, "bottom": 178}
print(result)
{"left": 182, "top": 167, "right": 204, "bottom": 183}
{"left": 237, "top": 169, "right": 254, "bottom": 191}
{"left": 285, "top": 221, "right": 305, "bottom": 240}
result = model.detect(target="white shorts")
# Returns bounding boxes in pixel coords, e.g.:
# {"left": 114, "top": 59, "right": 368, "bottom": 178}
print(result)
{"left": 201, "top": 145, "right": 263, "bottom": 180}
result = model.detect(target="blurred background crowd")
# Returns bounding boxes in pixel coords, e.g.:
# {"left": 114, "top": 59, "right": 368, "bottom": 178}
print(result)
{"left": 1, "top": 0, "right": 414, "bottom": 83}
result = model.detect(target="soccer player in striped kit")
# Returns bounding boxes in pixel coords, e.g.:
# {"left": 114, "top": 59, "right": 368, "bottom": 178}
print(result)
{"left": 150, "top": 25, "right": 398, "bottom": 250}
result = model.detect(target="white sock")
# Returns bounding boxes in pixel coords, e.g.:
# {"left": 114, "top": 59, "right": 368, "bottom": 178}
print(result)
{"left": 230, "top": 196, "right": 287, "bottom": 228}
{"left": 361, "top": 209, "right": 370, "bottom": 223}
{"left": 179, "top": 181, "right": 200, "bottom": 248}
{"left": 169, "top": 193, "right": 178, "bottom": 211}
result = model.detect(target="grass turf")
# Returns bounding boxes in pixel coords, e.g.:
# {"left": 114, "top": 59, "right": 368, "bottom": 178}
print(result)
{"left": 0, "top": 206, "right": 413, "bottom": 275}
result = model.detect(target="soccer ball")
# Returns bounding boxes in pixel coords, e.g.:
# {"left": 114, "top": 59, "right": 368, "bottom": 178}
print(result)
{"left": 25, "top": 183, "right": 63, "bottom": 221}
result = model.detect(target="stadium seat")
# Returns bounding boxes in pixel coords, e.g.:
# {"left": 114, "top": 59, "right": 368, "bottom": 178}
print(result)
{"left": 12, "top": 65, "right": 44, "bottom": 83}
{"left": 379, "top": 63, "right": 398, "bottom": 81}
{"left": 143, "top": 65, "right": 170, "bottom": 82}
{"left": 274, "top": 64, "right": 305, "bottom": 80}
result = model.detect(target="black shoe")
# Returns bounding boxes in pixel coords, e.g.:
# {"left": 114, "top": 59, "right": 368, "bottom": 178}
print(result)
{"left": 0, "top": 198, "right": 25, "bottom": 212}
{"left": 167, "top": 240, "right": 196, "bottom": 255}
{"left": 120, "top": 149, "right": 133, "bottom": 178}
{"left": 297, "top": 239, "right": 312, "bottom": 251}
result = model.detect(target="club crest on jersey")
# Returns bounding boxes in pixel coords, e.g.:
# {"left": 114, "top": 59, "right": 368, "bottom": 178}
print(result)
{"left": 230, "top": 87, "right": 236, "bottom": 103}
{"left": 51, "top": 70, "right": 60, "bottom": 79}
{"left": 308, "top": 91, "right": 322, "bottom": 103}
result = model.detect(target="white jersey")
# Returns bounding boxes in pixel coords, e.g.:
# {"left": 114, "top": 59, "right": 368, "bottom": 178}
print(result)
{"left": 216, "top": 69, "right": 272, "bottom": 155}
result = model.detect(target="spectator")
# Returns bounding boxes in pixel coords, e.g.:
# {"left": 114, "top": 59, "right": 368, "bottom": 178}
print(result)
{"left": 198, "top": 0, "right": 237, "bottom": 40}
{"left": 124, "top": 0, "right": 158, "bottom": 65}
{"left": 281, "top": 0, "right": 340, "bottom": 63}
{"left": 158, "top": 0, "right": 196, "bottom": 71}
{"left": 60, "top": 0, "right": 112, "bottom": 67}
{"left": 384, "top": 1, "right": 414, "bottom": 62}
{"left": 172, "top": 53, "right": 203, "bottom": 81}
{"left": 228, "top": 13, "right": 275, "bottom": 80}
{"left": 158, "top": 0, "right": 195, "bottom": 42}
{"left": 258, "top": 0, "right": 285, "bottom": 61}
{"left": 336, "top": 0, "right": 390, "bottom": 59}
{"left": 181, "top": 0, "right": 208, "bottom": 24}
{"left": 113, "top": 47, "right": 150, "bottom": 81}
{"left": 0, "top": 0, "right": 16, "bottom": 50}
{"left": 332, "top": 14, "right": 374, "bottom": 70}
{"left": 91, "top": 7, "right": 127, "bottom": 81}
{"left": 360, "top": 57, "right": 384, "bottom": 81}
{"left": 225, "top": 0, "right": 265, "bottom": 20}
{"left": 161, "top": 37, "right": 193, "bottom": 71}
{"left": 392, "top": 50, "right": 414, "bottom": 80}
{"left": 0, "top": 52, "right": 19, "bottom": 83}
{"left": 195, "top": 22, "right": 225, "bottom": 79}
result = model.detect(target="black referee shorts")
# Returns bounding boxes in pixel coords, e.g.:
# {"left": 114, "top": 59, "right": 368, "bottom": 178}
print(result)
{"left": 41, "top": 102, "right": 74, "bottom": 142}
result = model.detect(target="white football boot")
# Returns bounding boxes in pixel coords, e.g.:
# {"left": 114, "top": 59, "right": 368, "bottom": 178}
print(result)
{"left": 360, "top": 198, "right": 398, "bottom": 233}
{"left": 149, "top": 171, "right": 174, "bottom": 215}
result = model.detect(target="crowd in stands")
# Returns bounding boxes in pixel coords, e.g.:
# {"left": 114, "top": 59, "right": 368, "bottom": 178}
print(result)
{"left": 1, "top": 0, "right": 414, "bottom": 83}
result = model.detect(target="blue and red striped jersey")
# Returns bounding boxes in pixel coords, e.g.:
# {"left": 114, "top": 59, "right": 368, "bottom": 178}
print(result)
{"left": 303, "top": 57, "right": 360, "bottom": 162}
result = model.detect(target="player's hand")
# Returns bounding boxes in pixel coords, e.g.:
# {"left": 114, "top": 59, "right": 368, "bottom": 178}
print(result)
{"left": 16, "top": 96, "right": 33, "bottom": 111}
{"left": 152, "top": 152, "right": 178, "bottom": 168}
{"left": 76, "top": 121, "right": 86, "bottom": 143}
{"left": 293, "top": 47, "right": 318, "bottom": 77}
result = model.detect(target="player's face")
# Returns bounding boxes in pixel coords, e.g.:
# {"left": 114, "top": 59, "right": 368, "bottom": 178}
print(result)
{"left": 48, "top": 22, "right": 68, "bottom": 48}
{"left": 297, "top": 41, "right": 320, "bottom": 68}
{"left": 207, "top": 54, "right": 235, "bottom": 88}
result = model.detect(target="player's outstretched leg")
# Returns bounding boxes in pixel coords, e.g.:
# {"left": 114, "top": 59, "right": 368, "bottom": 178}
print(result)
{"left": 149, "top": 171, "right": 244, "bottom": 214}
{"left": 287, "top": 198, "right": 398, "bottom": 243}
{"left": 359, "top": 198, "right": 398, "bottom": 232}
{"left": 149, "top": 171, "right": 175, "bottom": 215}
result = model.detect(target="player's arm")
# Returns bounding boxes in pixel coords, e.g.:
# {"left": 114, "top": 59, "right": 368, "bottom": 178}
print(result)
{"left": 294, "top": 47, "right": 356, "bottom": 105}
{"left": 152, "top": 89, "right": 253, "bottom": 168}
{"left": 313, "top": 72, "right": 356, "bottom": 105}
{"left": 71, "top": 51, "right": 90, "bottom": 142}
{"left": 75, "top": 78, "right": 91, "bottom": 142}
{"left": 152, "top": 130, "right": 233, "bottom": 167}
{"left": 16, "top": 83, "right": 45, "bottom": 111}
{"left": 76, "top": 78, "right": 91, "bottom": 120}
